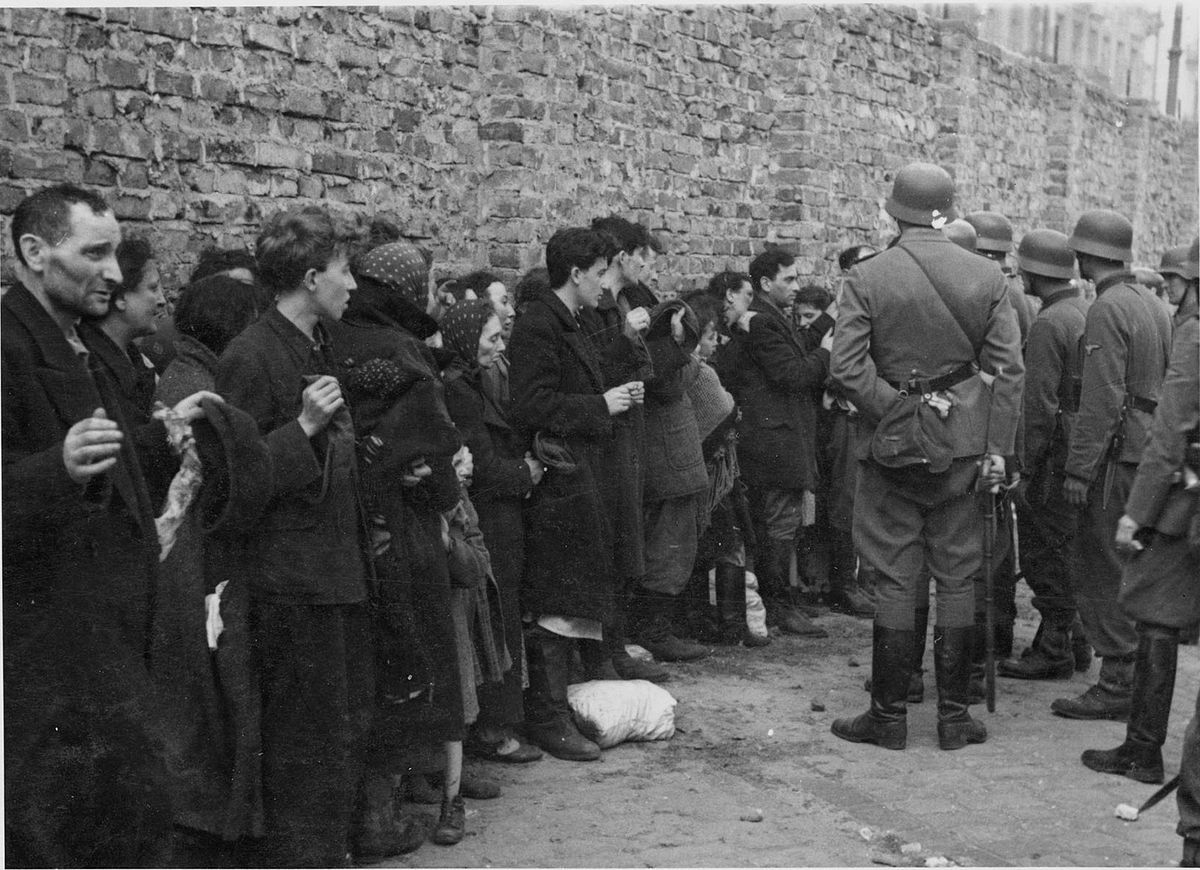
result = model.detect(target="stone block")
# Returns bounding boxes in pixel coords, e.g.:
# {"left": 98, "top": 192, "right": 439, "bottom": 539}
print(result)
{"left": 480, "top": 121, "right": 523, "bottom": 142}
{"left": 245, "top": 23, "right": 289, "bottom": 54}
{"left": 130, "top": 7, "right": 193, "bottom": 39}
{"left": 257, "top": 142, "right": 310, "bottom": 171}
{"left": 12, "top": 72, "right": 69, "bottom": 106}
{"left": 195, "top": 17, "right": 242, "bottom": 47}
{"left": 153, "top": 69, "right": 194, "bottom": 98}
{"left": 0, "top": 110, "right": 29, "bottom": 143}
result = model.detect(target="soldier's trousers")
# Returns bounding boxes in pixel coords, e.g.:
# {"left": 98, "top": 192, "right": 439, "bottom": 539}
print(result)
{"left": 854, "top": 458, "right": 981, "bottom": 630}
{"left": 1179, "top": 685, "right": 1200, "bottom": 844}
{"left": 1070, "top": 463, "right": 1138, "bottom": 659}
{"left": 1016, "top": 467, "right": 1080, "bottom": 628}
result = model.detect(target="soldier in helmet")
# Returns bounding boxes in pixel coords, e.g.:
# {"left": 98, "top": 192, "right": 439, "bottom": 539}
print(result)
{"left": 1055, "top": 209, "right": 1172, "bottom": 720}
{"left": 1160, "top": 243, "right": 1200, "bottom": 328}
{"left": 999, "top": 230, "right": 1091, "bottom": 681}
{"left": 943, "top": 219, "right": 978, "bottom": 252}
{"left": 829, "top": 163, "right": 1023, "bottom": 752}
{"left": 965, "top": 211, "right": 1036, "bottom": 343}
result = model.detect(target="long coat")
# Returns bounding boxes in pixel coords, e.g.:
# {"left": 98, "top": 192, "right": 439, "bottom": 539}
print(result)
{"left": 720, "top": 294, "right": 829, "bottom": 492}
{"left": 1065, "top": 272, "right": 1172, "bottom": 484}
{"left": 509, "top": 292, "right": 617, "bottom": 622}
{"left": 831, "top": 227, "right": 1025, "bottom": 460}
{"left": 1021, "top": 287, "right": 1089, "bottom": 475}
{"left": 1119, "top": 316, "right": 1200, "bottom": 628}
{"left": 2, "top": 283, "right": 177, "bottom": 866}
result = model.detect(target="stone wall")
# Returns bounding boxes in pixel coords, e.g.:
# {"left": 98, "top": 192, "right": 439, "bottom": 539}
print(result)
{"left": 1, "top": 5, "right": 1195, "bottom": 294}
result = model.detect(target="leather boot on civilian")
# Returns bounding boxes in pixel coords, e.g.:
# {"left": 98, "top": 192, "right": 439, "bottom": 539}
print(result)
{"left": 607, "top": 609, "right": 671, "bottom": 683}
{"left": 832, "top": 625, "right": 912, "bottom": 750}
{"left": 998, "top": 620, "right": 1074, "bottom": 680}
{"left": 1051, "top": 654, "right": 1134, "bottom": 721}
{"left": 523, "top": 628, "right": 601, "bottom": 761}
{"left": 934, "top": 625, "right": 988, "bottom": 750}
{"left": 715, "top": 563, "right": 771, "bottom": 647}
{"left": 1080, "top": 625, "right": 1177, "bottom": 783}
{"left": 631, "top": 587, "right": 709, "bottom": 662}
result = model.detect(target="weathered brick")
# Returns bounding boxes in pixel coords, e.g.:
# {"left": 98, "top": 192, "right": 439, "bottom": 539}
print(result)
{"left": 195, "top": 17, "right": 241, "bottom": 47}
{"left": 129, "top": 7, "right": 193, "bottom": 39}
{"left": 12, "top": 72, "right": 68, "bottom": 106}
{"left": 152, "top": 69, "right": 194, "bottom": 98}
{"left": 10, "top": 148, "right": 69, "bottom": 179}
{"left": 98, "top": 57, "right": 146, "bottom": 88}
{"left": 256, "top": 142, "right": 310, "bottom": 171}
{"left": 0, "top": 110, "right": 29, "bottom": 143}
{"left": 245, "top": 23, "right": 289, "bottom": 54}
{"left": 479, "top": 121, "right": 523, "bottom": 142}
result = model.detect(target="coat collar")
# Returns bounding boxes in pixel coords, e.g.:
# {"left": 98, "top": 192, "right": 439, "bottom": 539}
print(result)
{"left": 263, "top": 306, "right": 334, "bottom": 369}
{"left": 1095, "top": 271, "right": 1136, "bottom": 297}
{"left": 3, "top": 282, "right": 87, "bottom": 372}
{"left": 1040, "top": 286, "right": 1080, "bottom": 310}
{"left": 77, "top": 321, "right": 139, "bottom": 399}
{"left": 536, "top": 293, "right": 605, "bottom": 393}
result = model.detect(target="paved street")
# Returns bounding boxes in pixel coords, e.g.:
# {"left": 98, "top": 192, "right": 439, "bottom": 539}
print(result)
{"left": 387, "top": 588, "right": 1198, "bottom": 868}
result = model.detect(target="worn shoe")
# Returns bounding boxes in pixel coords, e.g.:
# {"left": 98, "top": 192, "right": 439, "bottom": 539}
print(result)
{"left": 634, "top": 614, "right": 709, "bottom": 662}
{"left": 432, "top": 794, "right": 465, "bottom": 846}
{"left": 766, "top": 601, "right": 828, "bottom": 638}
{"left": 1080, "top": 741, "right": 1164, "bottom": 783}
{"left": 831, "top": 711, "right": 906, "bottom": 750}
{"left": 938, "top": 717, "right": 988, "bottom": 751}
{"left": 464, "top": 732, "right": 544, "bottom": 764}
{"left": 998, "top": 649, "right": 1074, "bottom": 680}
{"left": 525, "top": 715, "right": 601, "bottom": 761}
{"left": 610, "top": 650, "right": 671, "bottom": 683}
{"left": 1051, "top": 684, "right": 1131, "bottom": 720}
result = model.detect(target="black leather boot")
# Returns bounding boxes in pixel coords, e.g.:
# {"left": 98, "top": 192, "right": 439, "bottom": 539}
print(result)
{"left": 579, "top": 638, "right": 620, "bottom": 681}
{"left": 1183, "top": 838, "right": 1200, "bottom": 868}
{"left": 631, "top": 587, "right": 709, "bottom": 662}
{"left": 606, "top": 609, "right": 671, "bottom": 683}
{"left": 1052, "top": 654, "right": 1134, "bottom": 720}
{"left": 1080, "top": 625, "right": 1178, "bottom": 783}
{"left": 998, "top": 620, "right": 1074, "bottom": 680}
{"left": 935, "top": 625, "right": 988, "bottom": 750}
{"left": 831, "top": 625, "right": 912, "bottom": 750}
{"left": 716, "top": 563, "right": 771, "bottom": 647}
{"left": 758, "top": 538, "right": 828, "bottom": 637}
{"left": 1071, "top": 614, "right": 1093, "bottom": 672}
{"left": 863, "top": 607, "right": 926, "bottom": 702}
{"left": 523, "top": 628, "right": 601, "bottom": 761}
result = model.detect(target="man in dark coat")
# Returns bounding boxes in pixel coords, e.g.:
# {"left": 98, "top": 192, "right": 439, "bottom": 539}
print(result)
{"left": 725, "top": 247, "right": 830, "bottom": 637}
{"left": 3, "top": 184, "right": 215, "bottom": 866}
{"left": 1000, "top": 230, "right": 1091, "bottom": 680}
{"left": 829, "top": 163, "right": 1023, "bottom": 752}
{"left": 1080, "top": 240, "right": 1198, "bottom": 787}
{"left": 1055, "top": 209, "right": 1172, "bottom": 721}
{"left": 508, "top": 227, "right": 641, "bottom": 761}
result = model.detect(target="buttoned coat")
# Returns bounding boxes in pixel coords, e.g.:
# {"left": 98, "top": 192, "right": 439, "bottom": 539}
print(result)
{"left": 831, "top": 227, "right": 1025, "bottom": 460}
{"left": 1065, "top": 272, "right": 1173, "bottom": 483}
{"left": 722, "top": 294, "right": 829, "bottom": 492}
{"left": 1022, "top": 287, "right": 1089, "bottom": 473}
{"left": 509, "top": 292, "right": 617, "bottom": 622}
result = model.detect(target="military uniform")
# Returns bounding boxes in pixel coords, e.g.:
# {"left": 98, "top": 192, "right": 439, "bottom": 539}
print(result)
{"left": 1063, "top": 272, "right": 1172, "bottom": 663}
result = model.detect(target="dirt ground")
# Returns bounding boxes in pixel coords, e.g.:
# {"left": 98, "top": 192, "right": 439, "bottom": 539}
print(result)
{"left": 380, "top": 587, "right": 1199, "bottom": 868}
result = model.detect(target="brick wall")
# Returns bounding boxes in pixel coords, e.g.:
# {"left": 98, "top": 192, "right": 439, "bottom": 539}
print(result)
{"left": 1, "top": 5, "right": 1196, "bottom": 295}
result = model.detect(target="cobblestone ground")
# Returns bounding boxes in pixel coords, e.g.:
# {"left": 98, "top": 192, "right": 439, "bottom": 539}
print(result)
{"left": 383, "top": 588, "right": 1198, "bottom": 868}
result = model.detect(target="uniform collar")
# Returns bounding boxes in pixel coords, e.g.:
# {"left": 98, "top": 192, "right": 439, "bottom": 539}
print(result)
{"left": 1094, "top": 271, "right": 1136, "bottom": 297}
{"left": 1040, "top": 286, "right": 1079, "bottom": 309}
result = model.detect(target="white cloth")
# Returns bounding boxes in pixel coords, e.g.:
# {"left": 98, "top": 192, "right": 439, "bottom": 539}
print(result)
{"left": 152, "top": 404, "right": 203, "bottom": 561}
{"left": 537, "top": 614, "right": 603, "bottom": 641}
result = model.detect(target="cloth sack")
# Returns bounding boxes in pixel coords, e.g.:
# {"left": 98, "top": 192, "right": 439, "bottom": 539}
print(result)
{"left": 567, "top": 680, "right": 676, "bottom": 749}
{"left": 870, "top": 394, "right": 955, "bottom": 473}
{"left": 744, "top": 569, "right": 768, "bottom": 640}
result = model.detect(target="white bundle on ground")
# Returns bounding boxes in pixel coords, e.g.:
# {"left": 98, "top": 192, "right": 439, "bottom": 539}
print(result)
{"left": 745, "top": 570, "right": 769, "bottom": 640}
{"left": 567, "top": 679, "right": 677, "bottom": 748}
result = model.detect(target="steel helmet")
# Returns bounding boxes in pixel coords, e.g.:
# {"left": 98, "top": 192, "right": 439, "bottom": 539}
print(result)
{"left": 1016, "top": 229, "right": 1076, "bottom": 280}
{"left": 885, "top": 163, "right": 956, "bottom": 228}
{"left": 1159, "top": 244, "right": 1193, "bottom": 279}
{"left": 1068, "top": 209, "right": 1133, "bottom": 263}
{"left": 1185, "top": 237, "right": 1199, "bottom": 281}
{"left": 964, "top": 212, "right": 1013, "bottom": 253}
{"left": 943, "top": 219, "right": 978, "bottom": 252}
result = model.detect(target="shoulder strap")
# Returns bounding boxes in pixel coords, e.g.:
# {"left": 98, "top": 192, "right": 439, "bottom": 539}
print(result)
{"left": 897, "top": 245, "right": 981, "bottom": 357}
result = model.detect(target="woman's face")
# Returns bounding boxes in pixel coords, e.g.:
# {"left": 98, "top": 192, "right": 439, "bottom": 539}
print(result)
{"left": 696, "top": 321, "right": 719, "bottom": 360}
{"left": 486, "top": 281, "right": 515, "bottom": 341}
{"left": 723, "top": 280, "right": 754, "bottom": 326}
{"left": 477, "top": 314, "right": 504, "bottom": 369}
{"left": 116, "top": 261, "right": 166, "bottom": 338}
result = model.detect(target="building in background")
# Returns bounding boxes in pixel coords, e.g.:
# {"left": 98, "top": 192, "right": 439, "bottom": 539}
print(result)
{"left": 942, "top": 2, "right": 1197, "bottom": 121}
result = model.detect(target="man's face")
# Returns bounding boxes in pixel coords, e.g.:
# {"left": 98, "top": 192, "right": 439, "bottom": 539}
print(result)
{"left": 27, "top": 203, "right": 123, "bottom": 319}
{"left": 115, "top": 262, "right": 166, "bottom": 338}
{"left": 763, "top": 262, "right": 799, "bottom": 309}
{"left": 486, "top": 281, "right": 515, "bottom": 341}
{"left": 724, "top": 280, "right": 754, "bottom": 326}
{"left": 575, "top": 258, "right": 608, "bottom": 309}
{"left": 618, "top": 246, "right": 650, "bottom": 288}
{"left": 310, "top": 253, "right": 356, "bottom": 322}
{"left": 1165, "top": 274, "right": 1190, "bottom": 307}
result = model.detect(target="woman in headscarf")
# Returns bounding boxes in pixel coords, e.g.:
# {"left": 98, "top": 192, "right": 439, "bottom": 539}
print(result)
{"left": 328, "top": 241, "right": 475, "bottom": 850}
{"left": 440, "top": 300, "right": 545, "bottom": 765}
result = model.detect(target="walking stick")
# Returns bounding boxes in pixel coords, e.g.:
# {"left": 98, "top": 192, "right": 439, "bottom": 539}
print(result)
{"left": 983, "top": 490, "right": 997, "bottom": 713}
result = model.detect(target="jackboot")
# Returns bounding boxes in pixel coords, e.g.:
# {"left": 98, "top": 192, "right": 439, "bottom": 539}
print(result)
{"left": 1071, "top": 615, "right": 1093, "bottom": 672}
{"left": 523, "top": 628, "right": 601, "bottom": 761}
{"left": 934, "top": 626, "right": 988, "bottom": 750}
{"left": 351, "top": 769, "right": 430, "bottom": 859}
{"left": 1051, "top": 654, "right": 1134, "bottom": 721}
{"left": 715, "top": 563, "right": 771, "bottom": 647}
{"left": 631, "top": 587, "right": 709, "bottom": 662}
{"left": 1080, "top": 625, "right": 1178, "bottom": 783}
{"left": 863, "top": 607, "right": 926, "bottom": 703}
{"left": 607, "top": 609, "right": 671, "bottom": 683}
{"left": 831, "top": 625, "right": 912, "bottom": 750}
{"left": 998, "top": 621, "right": 1074, "bottom": 680}
{"left": 1183, "top": 838, "right": 1200, "bottom": 868}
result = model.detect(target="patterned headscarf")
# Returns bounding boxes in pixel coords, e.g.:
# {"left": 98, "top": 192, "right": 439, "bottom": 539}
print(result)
{"left": 439, "top": 298, "right": 497, "bottom": 370}
{"left": 356, "top": 241, "right": 429, "bottom": 309}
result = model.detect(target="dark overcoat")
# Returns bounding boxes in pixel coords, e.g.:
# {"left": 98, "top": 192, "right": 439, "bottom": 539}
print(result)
{"left": 509, "top": 292, "right": 617, "bottom": 622}
{"left": 2, "top": 283, "right": 177, "bottom": 866}
{"left": 722, "top": 295, "right": 829, "bottom": 492}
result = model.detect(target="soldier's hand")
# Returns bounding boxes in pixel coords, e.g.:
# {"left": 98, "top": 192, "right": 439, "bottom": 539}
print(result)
{"left": 1115, "top": 514, "right": 1143, "bottom": 553}
{"left": 63, "top": 407, "right": 123, "bottom": 483}
{"left": 1062, "top": 475, "right": 1090, "bottom": 506}
{"left": 297, "top": 375, "right": 344, "bottom": 437}
{"left": 978, "top": 454, "right": 1006, "bottom": 492}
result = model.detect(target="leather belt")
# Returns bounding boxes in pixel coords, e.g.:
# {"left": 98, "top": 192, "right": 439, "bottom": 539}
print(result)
{"left": 888, "top": 361, "right": 979, "bottom": 397}
{"left": 1126, "top": 394, "right": 1158, "bottom": 414}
